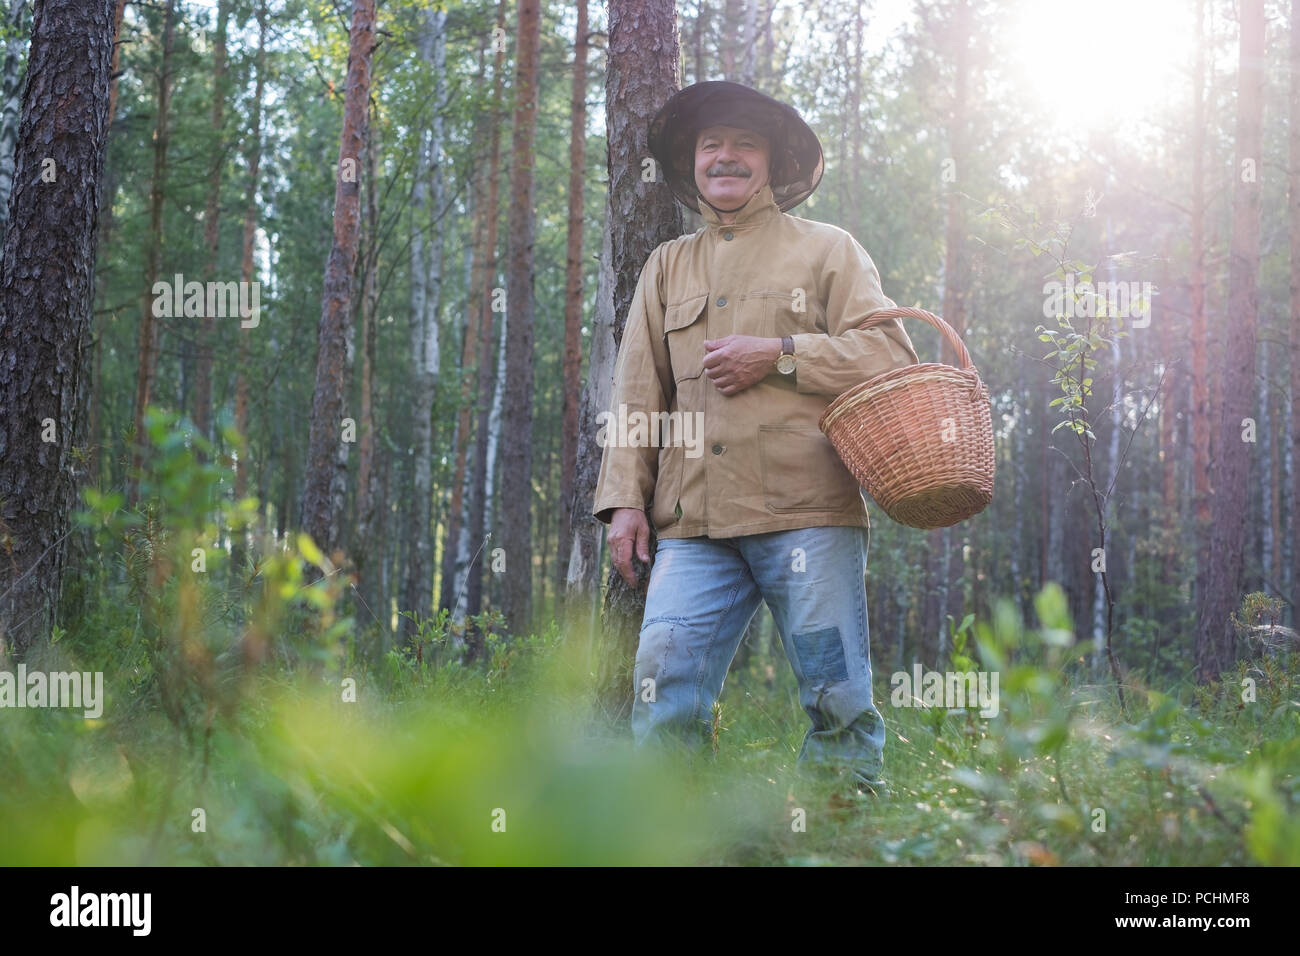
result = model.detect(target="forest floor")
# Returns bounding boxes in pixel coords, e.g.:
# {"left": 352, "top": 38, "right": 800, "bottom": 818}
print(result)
{"left": 3, "top": 602, "right": 1297, "bottom": 867}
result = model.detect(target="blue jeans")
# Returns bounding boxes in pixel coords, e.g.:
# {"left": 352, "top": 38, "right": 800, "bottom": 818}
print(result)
{"left": 631, "top": 525, "right": 886, "bottom": 785}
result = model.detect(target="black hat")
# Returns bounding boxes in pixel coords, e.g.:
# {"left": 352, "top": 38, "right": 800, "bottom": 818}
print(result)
{"left": 648, "top": 81, "right": 824, "bottom": 214}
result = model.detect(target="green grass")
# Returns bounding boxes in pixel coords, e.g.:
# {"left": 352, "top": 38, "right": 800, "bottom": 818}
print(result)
{"left": 3, "top": 602, "right": 1297, "bottom": 866}
{"left": 6, "top": 408, "right": 1293, "bottom": 866}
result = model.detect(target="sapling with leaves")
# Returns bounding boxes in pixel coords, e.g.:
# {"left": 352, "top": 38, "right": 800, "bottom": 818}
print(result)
{"left": 987, "top": 202, "right": 1166, "bottom": 721}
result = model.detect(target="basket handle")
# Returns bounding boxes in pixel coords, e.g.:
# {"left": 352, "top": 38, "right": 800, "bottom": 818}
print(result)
{"left": 856, "top": 306, "right": 974, "bottom": 372}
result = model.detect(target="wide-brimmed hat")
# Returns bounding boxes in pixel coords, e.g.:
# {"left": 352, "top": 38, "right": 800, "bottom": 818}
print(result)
{"left": 648, "top": 81, "right": 824, "bottom": 214}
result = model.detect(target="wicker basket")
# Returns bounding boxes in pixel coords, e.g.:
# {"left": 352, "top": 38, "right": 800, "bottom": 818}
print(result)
{"left": 818, "top": 307, "right": 994, "bottom": 529}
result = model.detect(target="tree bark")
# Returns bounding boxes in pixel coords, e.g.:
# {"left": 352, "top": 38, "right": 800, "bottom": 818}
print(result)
{"left": 1196, "top": 0, "right": 1264, "bottom": 682}
{"left": 0, "top": 0, "right": 30, "bottom": 241}
{"left": 233, "top": 0, "right": 266, "bottom": 570}
{"left": 400, "top": 8, "right": 447, "bottom": 641}
{"left": 301, "top": 0, "right": 376, "bottom": 559}
{"left": 499, "top": 0, "right": 543, "bottom": 636}
{"left": 557, "top": 0, "right": 589, "bottom": 601}
{"left": 1291, "top": 0, "right": 1300, "bottom": 628}
{"left": 464, "top": 0, "right": 508, "bottom": 642}
{"left": 0, "top": 0, "right": 115, "bottom": 657}
{"left": 592, "top": 0, "right": 684, "bottom": 720}
{"left": 194, "top": 0, "right": 230, "bottom": 447}
{"left": 128, "top": 0, "right": 176, "bottom": 505}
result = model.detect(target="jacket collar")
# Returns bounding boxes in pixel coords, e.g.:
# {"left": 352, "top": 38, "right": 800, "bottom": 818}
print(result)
{"left": 698, "top": 183, "right": 781, "bottom": 231}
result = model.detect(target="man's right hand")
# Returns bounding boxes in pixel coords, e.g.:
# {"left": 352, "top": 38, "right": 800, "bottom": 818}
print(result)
{"left": 608, "top": 507, "right": 651, "bottom": 588}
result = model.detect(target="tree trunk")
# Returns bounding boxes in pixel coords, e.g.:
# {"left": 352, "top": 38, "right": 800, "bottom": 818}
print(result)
{"left": 557, "top": 0, "right": 589, "bottom": 602}
{"left": 0, "top": 0, "right": 30, "bottom": 240}
{"left": 566, "top": 211, "right": 617, "bottom": 599}
{"left": 354, "top": 101, "right": 383, "bottom": 633}
{"left": 0, "top": 0, "right": 115, "bottom": 657}
{"left": 400, "top": 8, "right": 446, "bottom": 641}
{"left": 128, "top": 0, "right": 176, "bottom": 505}
{"left": 1196, "top": 0, "right": 1264, "bottom": 682}
{"left": 301, "top": 0, "right": 376, "bottom": 559}
{"left": 593, "top": 0, "right": 684, "bottom": 720}
{"left": 193, "top": 0, "right": 229, "bottom": 446}
{"left": 499, "top": 0, "right": 543, "bottom": 636}
{"left": 464, "top": 0, "right": 508, "bottom": 643}
{"left": 1290, "top": 0, "right": 1300, "bottom": 628}
{"left": 441, "top": 117, "right": 484, "bottom": 624}
{"left": 232, "top": 1, "right": 266, "bottom": 570}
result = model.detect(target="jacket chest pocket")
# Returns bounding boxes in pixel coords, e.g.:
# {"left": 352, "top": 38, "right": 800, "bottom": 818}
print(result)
{"left": 766, "top": 290, "right": 825, "bottom": 337}
{"left": 663, "top": 293, "right": 709, "bottom": 383}
{"left": 738, "top": 290, "right": 824, "bottom": 339}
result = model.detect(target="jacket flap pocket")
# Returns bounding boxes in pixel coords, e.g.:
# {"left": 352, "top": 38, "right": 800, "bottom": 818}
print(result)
{"left": 663, "top": 293, "right": 708, "bottom": 382}
{"left": 663, "top": 294, "right": 708, "bottom": 333}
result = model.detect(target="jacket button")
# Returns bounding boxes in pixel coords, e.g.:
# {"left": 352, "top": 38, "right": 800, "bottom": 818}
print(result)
{"left": 711, "top": 443, "right": 724, "bottom": 455}
{"left": 723, "top": 230, "right": 734, "bottom": 241}
{"left": 716, "top": 296, "right": 727, "bottom": 307}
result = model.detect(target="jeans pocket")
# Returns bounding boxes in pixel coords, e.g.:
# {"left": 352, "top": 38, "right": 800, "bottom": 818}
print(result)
{"left": 791, "top": 626, "right": 850, "bottom": 683}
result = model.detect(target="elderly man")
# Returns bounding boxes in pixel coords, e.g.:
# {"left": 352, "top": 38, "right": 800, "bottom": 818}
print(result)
{"left": 592, "top": 81, "right": 918, "bottom": 792}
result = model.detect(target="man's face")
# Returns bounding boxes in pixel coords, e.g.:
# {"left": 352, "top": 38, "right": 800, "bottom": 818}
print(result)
{"left": 694, "top": 125, "right": 771, "bottom": 211}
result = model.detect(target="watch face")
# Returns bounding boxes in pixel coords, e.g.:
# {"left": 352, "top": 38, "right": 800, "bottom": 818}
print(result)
{"left": 777, "top": 354, "right": 796, "bottom": 375}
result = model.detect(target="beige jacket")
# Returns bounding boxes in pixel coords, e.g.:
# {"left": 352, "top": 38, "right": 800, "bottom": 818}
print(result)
{"left": 592, "top": 183, "right": 919, "bottom": 538}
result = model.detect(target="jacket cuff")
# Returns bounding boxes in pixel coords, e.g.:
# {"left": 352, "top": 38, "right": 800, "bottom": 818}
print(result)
{"left": 592, "top": 496, "right": 648, "bottom": 525}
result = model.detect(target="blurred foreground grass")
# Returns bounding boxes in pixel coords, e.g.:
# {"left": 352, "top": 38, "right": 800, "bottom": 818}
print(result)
{"left": 3, "top": 409, "right": 1296, "bottom": 866}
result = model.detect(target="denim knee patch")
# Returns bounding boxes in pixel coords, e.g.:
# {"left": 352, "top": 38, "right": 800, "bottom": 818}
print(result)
{"left": 792, "top": 626, "right": 849, "bottom": 683}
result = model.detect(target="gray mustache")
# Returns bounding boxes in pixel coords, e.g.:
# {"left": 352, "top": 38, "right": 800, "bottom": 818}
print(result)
{"left": 708, "top": 165, "right": 750, "bottom": 177}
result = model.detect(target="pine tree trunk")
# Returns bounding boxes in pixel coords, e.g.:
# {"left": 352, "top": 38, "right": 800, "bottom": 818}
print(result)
{"left": 566, "top": 215, "right": 617, "bottom": 599}
{"left": 0, "top": 0, "right": 115, "bottom": 657}
{"left": 194, "top": 0, "right": 229, "bottom": 447}
{"left": 1196, "top": 0, "right": 1264, "bottom": 682}
{"left": 128, "top": 0, "right": 176, "bottom": 505}
{"left": 354, "top": 102, "right": 382, "bottom": 632}
{"left": 557, "top": 0, "right": 589, "bottom": 602}
{"left": 301, "top": 0, "right": 376, "bottom": 559}
{"left": 594, "top": 0, "right": 684, "bottom": 720}
{"left": 1289, "top": 0, "right": 1300, "bottom": 629}
{"left": 232, "top": 1, "right": 265, "bottom": 570}
{"left": 464, "top": 0, "right": 508, "bottom": 642}
{"left": 500, "top": 0, "right": 543, "bottom": 636}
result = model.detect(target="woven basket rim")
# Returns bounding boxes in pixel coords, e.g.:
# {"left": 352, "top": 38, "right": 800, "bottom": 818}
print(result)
{"left": 819, "top": 362, "right": 988, "bottom": 432}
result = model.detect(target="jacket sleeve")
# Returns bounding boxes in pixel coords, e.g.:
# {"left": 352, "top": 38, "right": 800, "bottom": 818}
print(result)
{"left": 789, "top": 228, "right": 920, "bottom": 397}
{"left": 592, "top": 243, "right": 673, "bottom": 524}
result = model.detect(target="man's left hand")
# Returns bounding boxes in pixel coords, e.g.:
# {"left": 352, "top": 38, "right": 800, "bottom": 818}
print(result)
{"left": 702, "top": 335, "right": 781, "bottom": 396}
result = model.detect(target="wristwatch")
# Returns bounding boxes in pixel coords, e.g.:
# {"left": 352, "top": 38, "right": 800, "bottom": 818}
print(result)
{"left": 776, "top": 336, "right": 796, "bottom": 375}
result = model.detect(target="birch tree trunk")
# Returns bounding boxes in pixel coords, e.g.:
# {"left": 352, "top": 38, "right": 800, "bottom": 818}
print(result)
{"left": 0, "top": 0, "right": 29, "bottom": 240}
{"left": 400, "top": 8, "right": 446, "bottom": 641}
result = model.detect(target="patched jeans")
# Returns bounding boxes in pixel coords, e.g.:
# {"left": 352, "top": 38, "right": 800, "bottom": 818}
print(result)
{"left": 632, "top": 525, "right": 886, "bottom": 785}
